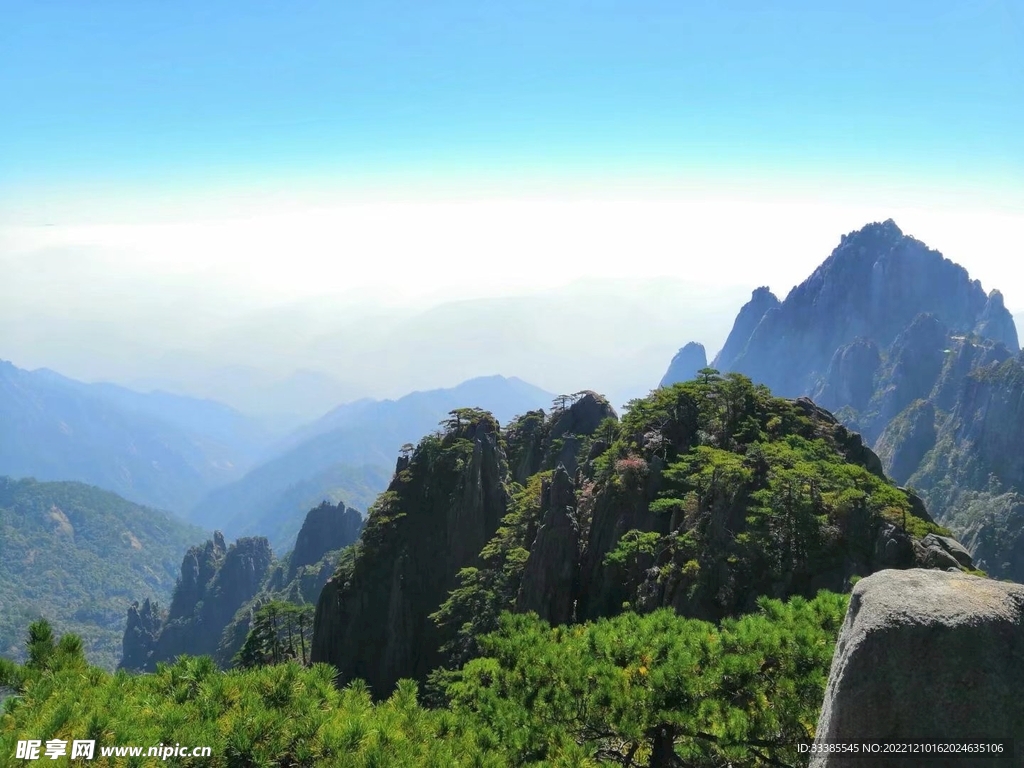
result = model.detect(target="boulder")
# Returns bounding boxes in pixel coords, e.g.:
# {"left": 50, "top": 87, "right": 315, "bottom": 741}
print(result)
{"left": 811, "top": 569, "right": 1024, "bottom": 767}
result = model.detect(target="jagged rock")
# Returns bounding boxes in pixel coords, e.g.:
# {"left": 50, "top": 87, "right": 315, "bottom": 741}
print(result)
{"left": 122, "top": 532, "right": 274, "bottom": 671}
{"left": 119, "top": 598, "right": 164, "bottom": 672}
{"left": 311, "top": 412, "right": 509, "bottom": 697}
{"left": 811, "top": 569, "right": 1024, "bottom": 767}
{"left": 919, "top": 533, "right": 973, "bottom": 568}
{"left": 975, "top": 289, "right": 1019, "bottom": 351}
{"left": 288, "top": 500, "right": 363, "bottom": 582}
{"left": 515, "top": 466, "right": 579, "bottom": 625}
{"left": 713, "top": 220, "right": 1018, "bottom": 400}
{"left": 712, "top": 286, "right": 780, "bottom": 372}
{"left": 660, "top": 342, "right": 708, "bottom": 387}
{"left": 812, "top": 338, "right": 881, "bottom": 413}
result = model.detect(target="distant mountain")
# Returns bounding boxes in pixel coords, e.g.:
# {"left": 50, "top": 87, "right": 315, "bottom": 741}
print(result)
{"left": 710, "top": 219, "right": 1018, "bottom": 397}
{"left": 126, "top": 366, "right": 361, "bottom": 435}
{"left": 189, "top": 375, "right": 555, "bottom": 550}
{"left": 673, "top": 219, "right": 1024, "bottom": 581}
{"left": 0, "top": 359, "right": 272, "bottom": 513}
{"left": 659, "top": 342, "right": 708, "bottom": 387}
{"left": 0, "top": 477, "right": 204, "bottom": 669}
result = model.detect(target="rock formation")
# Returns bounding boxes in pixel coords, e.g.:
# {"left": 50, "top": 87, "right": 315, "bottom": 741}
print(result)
{"left": 812, "top": 568, "right": 1024, "bottom": 767}
{"left": 515, "top": 465, "right": 580, "bottom": 625}
{"left": 120, "top": 498, "right": 365, "bottom": 671}
{"left": 679, "top": 219, "right": 1023, "bottom": 579}
{"left": 659, "top": 342, "right": 708, "bottom": 387}
{"left": 119, "top": 532, "right": 273, "bottom": 671}
{"left": 287, "top": 500, "right": 363, "bottom": 582}
{"left": 310, "top": 410, "right": 510, "bottom": 696}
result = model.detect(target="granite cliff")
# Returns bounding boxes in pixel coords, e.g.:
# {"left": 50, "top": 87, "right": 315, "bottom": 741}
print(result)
{"left": 310, "top": 409, "right": 510, "bottom": 696}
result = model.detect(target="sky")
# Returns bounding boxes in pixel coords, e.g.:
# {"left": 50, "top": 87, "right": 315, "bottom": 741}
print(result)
{"left": 1, "top": 0, "right": 1022, "bottom": 415}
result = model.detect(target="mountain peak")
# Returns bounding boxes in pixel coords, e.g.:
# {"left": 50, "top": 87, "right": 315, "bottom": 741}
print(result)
{"left": 710, "top": 220, "right": 1018, "bottom": 397}
{"left": 660, "top": 341, "right": 709, "bottom": 387}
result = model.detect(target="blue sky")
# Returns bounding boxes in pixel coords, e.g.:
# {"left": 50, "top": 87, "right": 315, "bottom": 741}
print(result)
{"left": 2, "top": 0, "right": 1021, "bottom": 216}
{"left": 2, "top": 1, "right": 1023, "bottom": 398}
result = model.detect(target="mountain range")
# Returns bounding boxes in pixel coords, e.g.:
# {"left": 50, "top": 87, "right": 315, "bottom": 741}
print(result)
{"left": 188, "top": 375, "right": 555, "bottom": 550}
{"left": 667, "top": 219, "right": 1024, "bottom": 581}
{"left": 0, "top": 476, "right": 204, "bottom": 669}
{"left": 0, "top": 360, "right": 274, "bottom": 513}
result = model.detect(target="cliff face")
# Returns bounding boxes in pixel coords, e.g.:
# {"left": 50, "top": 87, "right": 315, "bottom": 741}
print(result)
{"left": 310, "top": 410, "right": 510, "bottom": 697}
{"left": 287, "top": 500, "right": 363, "bottom": 582}
{"left": 119, "top": 532, "right": 274, "bottom": 671}
{"left": 711, "top": 287, "right": 781, "bottom": 372}
{"left": 905, "top": 354, "right": 1024, "bottom": 581}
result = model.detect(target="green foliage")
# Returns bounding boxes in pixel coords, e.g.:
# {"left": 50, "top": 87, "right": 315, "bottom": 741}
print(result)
{"left": 2, "top": 594, "right": 847, "bottom": 767}
{"left": 0, "top": 477, "right": 204, "bottom": 670}
{"left": 234, "top": 601, "right": 315, "bottom": 669}
{"left": 447, "top": 591, "right": 849, "bottom": 766}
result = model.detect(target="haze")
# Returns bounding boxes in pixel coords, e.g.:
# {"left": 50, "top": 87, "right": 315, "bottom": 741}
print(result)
{"left": 2, "top": 1, "right": 1021, "bottom": 424}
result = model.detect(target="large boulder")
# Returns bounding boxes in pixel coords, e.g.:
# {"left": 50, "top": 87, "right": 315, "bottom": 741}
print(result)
{"left": 811, "top": 569, "right": 1024, "bottom": 767}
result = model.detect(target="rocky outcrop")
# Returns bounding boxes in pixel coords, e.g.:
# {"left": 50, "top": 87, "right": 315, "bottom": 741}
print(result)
{"left": 515, "top": 466, "right": 580, "bottom": 625}
{"left": 120, "top": 598, "right": 164, "bottom": 672}
{"left": 975, "top": 289, "right": 1019, "bottom": 351}
{"left": 311, "top": 411, "right": 510, "bottom": 697}
{"left": 811, "top": 569, "right": 1024, "bottom": 767}
{"left": 120, "top": 532, "right": 274, "bottom": 671}
{"left": 712, "top": 287, "right": 780, "bottom": 372}
{"left": 287, "top": 500, "right": 363, "bottom": 582}
{"left": 505, "top": 393, "right": 618, "bottom": 485}
{"left": 659, "top": 342, "right": 708, "bottom": 387}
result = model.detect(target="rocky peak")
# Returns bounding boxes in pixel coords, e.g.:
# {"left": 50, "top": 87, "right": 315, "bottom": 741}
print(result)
{"left": 975, "top": 288, "right": 1019, "bottom": 351}
{"left": 710, "top": 220, "right": 1015, "bottom": 399}
{"left": 311, "top": 408, "right": 511, "bottom": 697}
{"left": 288, "top": 500, "right": 363, "bottom": 582}
{"left": 121, "top": 532, "right": 275, "bottom": 671}
{"left": 660, "top": 342, "right": 708, "bottom": 387}
{"left": 119, "top": 598, "right": 164, "bottom": 672}
{"left": 550, "top": 391, "right": 617, "bottom": 442}
{"left": 167, "top": 533, "right": 227, "bottom": 622}
{"left": 711, "top": 286, "right": 780, "bottom": 371}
